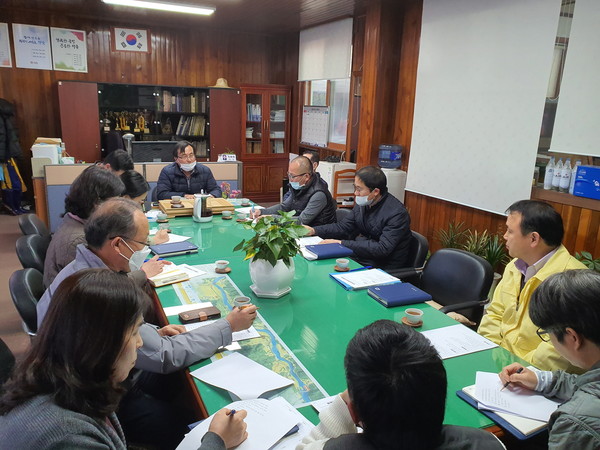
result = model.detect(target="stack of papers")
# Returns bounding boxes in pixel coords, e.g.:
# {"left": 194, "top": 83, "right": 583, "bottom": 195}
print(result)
{"left": 330, "top": 269, "right": 400, "bottom": 290}
{"left": 190, "top": 352, "right": 294, "bottom": 400}
{"left": 421, "top": 324, "right": 498, "bottom": 359}
{"left": 176, "top": 397, "right": 313, "bottom": 450}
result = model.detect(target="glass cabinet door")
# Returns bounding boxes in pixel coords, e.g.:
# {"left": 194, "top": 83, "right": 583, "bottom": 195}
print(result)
{"left": 268, "top": 94, "right": 287, "bottom": 154}
{"left": 244, "top": 93, "right": 263, "bottom": 155}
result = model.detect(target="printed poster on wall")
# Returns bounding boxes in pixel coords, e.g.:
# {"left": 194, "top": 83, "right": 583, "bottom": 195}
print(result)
{"left": 0, "top": 23, "right": 12, "bottom": 68}
{"left": 12, "top": 23, "right": 52, "bottom": 70}
{"left": 51, "top": 27, "right": 87, "bottom": 72}
{"left": 113, "top": 27, "right": 151, "bottom": 53}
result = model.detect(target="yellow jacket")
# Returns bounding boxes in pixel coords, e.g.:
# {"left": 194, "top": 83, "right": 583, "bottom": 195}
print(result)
{"left": 478, "top": 245, "right": 585, "bottom": 373}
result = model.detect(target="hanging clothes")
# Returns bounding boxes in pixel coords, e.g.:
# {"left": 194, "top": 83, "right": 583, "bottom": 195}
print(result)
{"left": 0, "top": 99, "right": 25, "bottom": 214}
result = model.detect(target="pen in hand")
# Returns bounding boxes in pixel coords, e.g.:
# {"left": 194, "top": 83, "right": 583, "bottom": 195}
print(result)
{"left": 500, "top": 367, "right": 524, "bottom": 391}
{"left": 227, "top": 409, "right": 236, "bottom": 417}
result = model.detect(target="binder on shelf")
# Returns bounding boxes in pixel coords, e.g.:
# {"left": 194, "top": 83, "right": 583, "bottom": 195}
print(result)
{"left": 303, "top": 243, "right": 353, "bottom": 260}
{"left": 367, "top": 282, "right": 432, "bottom": 307}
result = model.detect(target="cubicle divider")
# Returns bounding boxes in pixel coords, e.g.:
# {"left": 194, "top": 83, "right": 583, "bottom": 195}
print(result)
{"left": 44, "top": 161, "right": 243, "bottom": 233}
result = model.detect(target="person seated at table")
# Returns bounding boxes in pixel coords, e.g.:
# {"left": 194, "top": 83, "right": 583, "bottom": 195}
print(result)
{"left": 43, "top": 165, "right": 125, "bottom": 288}
{"left": 298, "top": 320, "right": 504, "bottom": 449}
{"left": 251, "top": 155, "right": 336, "bottom": 226}
{"left": 36, "top": 198, "right": 257, "bottom": 448}
{"left": 499, "top": 269, "right": 600, "bottom": 450}
{"left": 478, "top": 200, "right": 586, "bottom": 372}
{"left": 156, "top": 141, "right": 221, "bottom": 200}
{"left": 101, "top": 149, "right": 134, "bottom": 175}
{"left": 283, "top": 150, "right": 324, "bottom": 201}
{"left": 120, "top": 169, "right": 168, "bottom": 245}
{"left": 0, "top": 269, "right": 249, "bottom": 450}
{"left": 303, "top": 166, "right": 411, "bottom": 270}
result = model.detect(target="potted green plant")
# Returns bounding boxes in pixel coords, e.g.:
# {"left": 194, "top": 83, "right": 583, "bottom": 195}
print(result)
{"left": 575, "top": 251, "right": 600, "bottom": 272}
{"left": 233, "top": 210, "right": 307, "bottom": 297}
{"left": 435, "top": 221, "right": 467, "bottom": 249}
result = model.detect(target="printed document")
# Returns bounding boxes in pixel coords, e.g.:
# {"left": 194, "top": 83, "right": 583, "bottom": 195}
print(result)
{"left": 421, "top": 324, "right": 497, "bottom": 359}
{"left": 190, "top": 352, "right": 294, "bottom": 399}
{"left": 474, "top": 371, "right": 560, "bottom": 422}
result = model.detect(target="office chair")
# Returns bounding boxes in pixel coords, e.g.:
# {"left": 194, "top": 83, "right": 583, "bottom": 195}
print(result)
{"left": 18, "top": 213, "right": 50, "bottom": 239}
{"left": 9, "top": 268, "right": 44, "bottom": 336}
{"left": 15, "top": 234, "right": 48, "bottom": 273}
{"left": 0, "top": 337, "right": 15, "bottom": 387}
{"left": 335, "top": 207, "right": 353, "bottom": 223}
{"left": 386, "top": 230, "right": 429, "bottom": 282}
{"left": 418, "top": 248, "right": 493, "bottom": 327}
{"left": 332, "top": 169, "right": 355, "bottom": 207}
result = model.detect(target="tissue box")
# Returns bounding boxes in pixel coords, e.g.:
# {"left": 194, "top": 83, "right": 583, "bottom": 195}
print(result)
{"left": 573, "top": 165, "right": 600, "bottom": 201}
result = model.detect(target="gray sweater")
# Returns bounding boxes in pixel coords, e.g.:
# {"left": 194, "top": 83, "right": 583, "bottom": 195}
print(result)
{"left": 43, "top": 213, "right": 86, "bottom": 288}
{"left": 0, "top": 395, "right": 227, "bottom": 449}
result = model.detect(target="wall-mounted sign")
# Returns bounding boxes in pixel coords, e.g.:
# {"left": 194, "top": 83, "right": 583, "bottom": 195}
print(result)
{"left": 13, "top": 23, "right": 52, "bottom": 70}
{"left": 0, "top": 23, "right": 12, "bottom": 68}
{"left": 51, "top": 27, "right": 87, "bottom": 72}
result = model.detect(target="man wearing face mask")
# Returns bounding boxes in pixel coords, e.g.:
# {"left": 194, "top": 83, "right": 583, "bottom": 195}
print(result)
{"left": 156, "top": 141, "right": 221, "bottom": 200}
{"left": 36, "top": 197, "right": 257, "bottom": 448}
{"left": 251, "top": 155, "right": 336, "bottom": 226}
{"left": 304, "top": 166, "right": 411, "bottom": 271}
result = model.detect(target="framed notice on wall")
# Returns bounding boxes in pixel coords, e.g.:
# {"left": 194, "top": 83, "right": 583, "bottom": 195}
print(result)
{"left": 301, "top": 106, "right": 330, "bottom": 147}
{"left": 0, "top": 23, "right": 12, "bottom": 68}
{"left": 12, "top": 23, "right": 52, "bottom": 70}
{"left": 51, "top": 27, "right": 87, "bottom": 72}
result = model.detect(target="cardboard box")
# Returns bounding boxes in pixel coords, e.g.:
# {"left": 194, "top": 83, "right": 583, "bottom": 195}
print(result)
{"left": 573, "top": 165, "right": 600, "bottom": 201}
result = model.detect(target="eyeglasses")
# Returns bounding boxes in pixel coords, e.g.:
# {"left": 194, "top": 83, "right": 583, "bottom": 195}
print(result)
{"left": 352, "top": 184, "right": 370, "bottom": 195}
{"left": 177, "top": 153, "right": 196, "bottom": 161}
{"left": 288, "top": 172, "right": 307, "bottom": 180}
{"left": 111, "top": 236, "right": 151, "bottom": 248}
{"left": 536, "top": 328, "right": 551, "bottom": 342}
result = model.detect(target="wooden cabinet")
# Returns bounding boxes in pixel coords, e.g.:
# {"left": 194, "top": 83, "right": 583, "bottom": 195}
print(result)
{"left": 240, "top": 84, "right": 290, "bottom": 201}
{"left": 57, "top": 81, "right": 240, "bottom": 163}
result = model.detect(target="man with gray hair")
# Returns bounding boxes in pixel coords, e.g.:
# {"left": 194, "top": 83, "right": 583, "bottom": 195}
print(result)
{"left": 37, "top": 197, "right": 257, "bottom": 448}
{"left": 251, "top": 155, "right": 337, "bottom": 226}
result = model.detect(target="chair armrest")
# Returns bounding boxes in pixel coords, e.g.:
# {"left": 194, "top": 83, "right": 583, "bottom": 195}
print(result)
{"left": 385, "top": 267, "right": 421, "bottom": 279}
{"left": 439, "top": 299, "right": 488, "bottom": 314}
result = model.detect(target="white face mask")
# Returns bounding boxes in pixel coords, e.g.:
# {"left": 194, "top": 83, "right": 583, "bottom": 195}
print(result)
{"left": 120, "top": 239, "right": 151, "bottom": 272}
{"left": 179, "top": 162, "right": 196, "bottom": 172}
{"left": 355, "top": 194, "right": 373, "bottom": 207}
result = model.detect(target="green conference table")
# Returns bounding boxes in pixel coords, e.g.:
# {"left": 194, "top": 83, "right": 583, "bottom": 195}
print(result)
{"left": 154, "top": 215, "right": 523, "bottom": 429}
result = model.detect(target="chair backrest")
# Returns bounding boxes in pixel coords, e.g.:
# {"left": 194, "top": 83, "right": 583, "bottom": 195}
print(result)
{"left": 0, "top": 337, "right": 15, "bottom": 388}
{"left": 18, "top": 214, "right": 50, "bottom": 238}
{"left": 332, "top": 169, "right": 356, "bottom": 205}
{"left": 407, "top": 231, "right": 429, "bottom": 269}
{"left": 15, "top": 234, "right": 49, "bottom": 273}
{"left": 335, "top": 207, "right": 353, "bottom": 223}
{"left": 9, "top": 268, "right": 44, "bottom": 335}
{"left": 421, "top": 248, "right": 493, "bottom": 320}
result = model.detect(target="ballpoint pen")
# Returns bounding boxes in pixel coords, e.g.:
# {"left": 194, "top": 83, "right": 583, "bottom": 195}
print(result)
{"left": 227, "top": 409, "right": 236, "bottom": 417}
{"left": 500, "top": 367, "right": 523, "bottom": 391}
{"left": 346, "top": 266, "right": 372, "bottom": 272}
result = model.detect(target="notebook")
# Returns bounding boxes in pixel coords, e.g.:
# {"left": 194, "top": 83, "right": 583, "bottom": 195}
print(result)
{"left": 457, "top": 385, "right": 548, "bottom": 440}
{"left": 149, "top": 241, "right": 199, "bottom": 257}
{"left": 367, "top": 282, "right": 432, "bottom": 307}
{"left": 303, "top": 243, "right": 354, "bottom": 260}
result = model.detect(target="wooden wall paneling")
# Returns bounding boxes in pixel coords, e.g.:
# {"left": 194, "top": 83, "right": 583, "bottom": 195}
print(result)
{"left": 356, "top": 0, "right": 402, "bottom": 168}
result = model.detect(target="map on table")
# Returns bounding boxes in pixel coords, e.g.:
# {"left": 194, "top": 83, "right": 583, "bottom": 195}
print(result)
{"left": 172, "top": 264, "right": 328, "bottom": 407}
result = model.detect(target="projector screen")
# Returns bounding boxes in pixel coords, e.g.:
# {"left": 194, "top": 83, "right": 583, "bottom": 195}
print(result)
{"left": 406, "top": 0, "right": 561, "bottom": 215}
{"left": 549, "top": 0, "right": 600, "bottom": 157}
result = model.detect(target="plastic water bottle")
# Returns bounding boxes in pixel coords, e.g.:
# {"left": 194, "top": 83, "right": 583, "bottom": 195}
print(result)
{"left": 378, "top": 144, "right": 403, "bottom": 169}
{"left": 552, "top": 158, "right": 563, "bottom": 191}
{"left": 559, "top": 158, "right": 571, "bottom": 193}
{"left": 569, "top": 160, "right": 582, "bottom": 194}
{"left": 543, "top": 157, "right": 555, "bottom": 190}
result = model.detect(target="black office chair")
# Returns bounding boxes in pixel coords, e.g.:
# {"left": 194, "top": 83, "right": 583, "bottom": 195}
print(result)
{"left": 387, "top": 231, "right": 429, "bottom": 282}
{"left": 15, "top": 234, "right": 48, "bottom": 273}
{"left": 9, "top": 268, "right": 44, "bottom": 336}
{"left": 418, "top": 248, "right": 493, "bottom": 327}
{"left": 18, "top": 213, "right": 50, "bottom": 239}
{"left": 0, "top": 337, "right": 15, "bottom": 388}
{"left": 335, "top": 207, "right": 353, "bottom": 223}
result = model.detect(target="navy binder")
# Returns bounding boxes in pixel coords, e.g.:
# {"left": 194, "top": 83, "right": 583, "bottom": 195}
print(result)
{"left": 149, "top": 241, "right": 199, "bottom": 257}
{"left": 304, "top": 243, "right": 353, "bottom": 260}
{"left": 367, "top": 282, "right": 432, "bottom": 307}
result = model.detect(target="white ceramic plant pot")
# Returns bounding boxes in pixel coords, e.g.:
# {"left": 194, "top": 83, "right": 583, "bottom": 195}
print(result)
{"left": 249, "top": 258, "right": 295, "bottom": 295}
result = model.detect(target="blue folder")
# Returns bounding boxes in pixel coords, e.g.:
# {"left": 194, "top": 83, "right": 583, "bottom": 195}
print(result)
{"left": 367, "top": 282, "right": 432, "bottom": 307}
{"left": 304, "top": 243, "right": 353, "bottom": 260}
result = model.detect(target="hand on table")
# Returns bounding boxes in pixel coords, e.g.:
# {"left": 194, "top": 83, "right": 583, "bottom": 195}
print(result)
{"left": 184, "top": 194, "right": 195, "bottom": 200}
{"left": 303, "top": 225, "right": 315, "bottom": 236}
{"left": 226, "top": 305, "right": 258, "bottom": 332}
{"left": 141, "top": 255, "right": 172, "bottom": 278}
{"left": 208, "top": 408, "right": 248, "bottom": 448}
{"left": 250, "top": 209, "right": 262, "bottom": 219}
{"left": 153, "top": 229, "right": 170, "bottom": 244}
{"left": 158, "top": 324, "right": 187, "bottom": 336}
{"left": 320, "top": 239, "right": 342, "bottom": 245}
{"left": 498, "top": 363, "right": 538, "bottom": 390}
